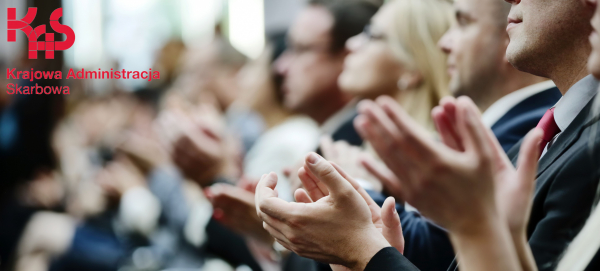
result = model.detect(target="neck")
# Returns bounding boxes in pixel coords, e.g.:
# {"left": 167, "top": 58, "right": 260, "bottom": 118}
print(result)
{"left": 543, "top": 38, "right": 592, "bottom": 94}
{"left": 549, "top": 63, "right": 590, "bottom": 95}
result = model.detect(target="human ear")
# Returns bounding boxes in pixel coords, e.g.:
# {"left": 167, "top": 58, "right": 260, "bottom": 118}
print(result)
{"left": 397, "top": 72, "right": 423, "bottom": 91}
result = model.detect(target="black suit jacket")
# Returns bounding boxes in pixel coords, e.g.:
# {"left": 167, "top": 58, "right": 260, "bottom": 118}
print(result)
{"left": 504, "top": 95, "right": 600, "bottom": 271}
{"left": 330, "top": 114, "right": 363, "bottom": 146}
{"left": 315, "top": 114, "right": 364, "bottom": 156}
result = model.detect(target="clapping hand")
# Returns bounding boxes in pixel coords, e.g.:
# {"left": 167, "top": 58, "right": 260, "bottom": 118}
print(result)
{"left": 354, "top": 96, "right": 542, "bottom": 271}
{"left": 255, "top": 153, "right": 402, "bottom": 271}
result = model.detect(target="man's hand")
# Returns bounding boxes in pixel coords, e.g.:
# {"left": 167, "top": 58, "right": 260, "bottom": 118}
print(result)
{"left": 255, "top": 153, "right": 392, "bottom": 271}
{"left": 296, "top": 156, "right": 404, "bottom": 253}
{"left": 354, "top": 96, "right": 541, "bottom": 271}
{"left": 355, "top": 96, "right": 500, "bottom": 233}
{"left": 206, "top": 183, "right": 274, "bottom": 246}
{"left": 432, "top": 97, "right": 541, "bottom": 271}
{"left": 431, "top": 97, "right": 542, "bottom": 238}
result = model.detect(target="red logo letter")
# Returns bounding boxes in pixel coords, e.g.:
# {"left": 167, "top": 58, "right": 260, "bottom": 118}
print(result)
{"left": 7, "top": 8, "right": 75, "bottom": 59}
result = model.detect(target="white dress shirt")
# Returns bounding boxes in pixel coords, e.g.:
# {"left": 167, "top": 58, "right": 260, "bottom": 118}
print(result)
{"left": 244, "top": 116, "right": 320, "bottom": 201}
{"left": 540, "top": 75, "right": 599, "bottom": 158}
{"left": 481, "top": 81, "right": 556, "bottom": 128}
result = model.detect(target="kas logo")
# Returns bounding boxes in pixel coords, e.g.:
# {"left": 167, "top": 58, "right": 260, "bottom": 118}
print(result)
{"left": 7, "top": 7, "right": 75, "bottom": 59}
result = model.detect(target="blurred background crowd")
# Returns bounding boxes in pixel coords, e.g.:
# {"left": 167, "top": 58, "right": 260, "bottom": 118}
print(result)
{"left": 0, "top": 0, "right": 389, "bottom": 270}
{"left": 7, "top": 0, "right": 598, "bottom": 270}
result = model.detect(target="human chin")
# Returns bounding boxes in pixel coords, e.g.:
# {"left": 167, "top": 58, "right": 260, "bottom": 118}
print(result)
{"left": 505, "top": 37, "right": 526, "bottom": 69}
{"left": 338, "top": 72, "right": 368, "bottom": 96}
{"left": 338, "top": 69, "right": 355, "bottom": 90}
{"left": 447, "top": 75, "right": 461, "bottom": 96}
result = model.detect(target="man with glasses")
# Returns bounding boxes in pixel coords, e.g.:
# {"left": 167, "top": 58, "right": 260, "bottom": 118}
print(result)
{"left": 274, "top": 0, "right": 378, "bottom": 147}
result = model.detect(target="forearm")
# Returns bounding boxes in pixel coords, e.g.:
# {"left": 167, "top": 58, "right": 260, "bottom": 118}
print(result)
{"left": 450, "top": 216, "right": 522, "bottom": 271}
{"left": 512, "top": 232, "right": 537, "bottom": 271}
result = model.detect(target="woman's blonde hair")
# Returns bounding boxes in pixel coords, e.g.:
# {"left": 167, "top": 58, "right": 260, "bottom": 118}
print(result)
{"left": 385, "top": 0, "right": 454, "bottom": 130}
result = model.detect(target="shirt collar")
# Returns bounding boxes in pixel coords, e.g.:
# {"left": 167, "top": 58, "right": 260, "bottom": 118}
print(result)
{"left": 481, "top": 81, "right": 556, "bottom": 127}
{"left": 553, "top": 74, "right": 599, "bottom": 132}
{"left": 320, "top": 100, "right": 357, "bottom": 135}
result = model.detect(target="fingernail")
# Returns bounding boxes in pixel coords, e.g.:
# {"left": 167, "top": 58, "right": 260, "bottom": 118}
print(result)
{"left": 307, "top": 153, "right": 320, "bottom": 164}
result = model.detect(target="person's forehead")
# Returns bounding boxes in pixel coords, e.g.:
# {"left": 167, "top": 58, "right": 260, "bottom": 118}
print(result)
{"left": 289, "top": 6, "right": 333, "bottom": 44}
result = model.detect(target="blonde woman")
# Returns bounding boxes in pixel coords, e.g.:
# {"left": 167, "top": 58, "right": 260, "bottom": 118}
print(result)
{"left": 338, "top": 0, "right": 453, "bottom": 131}
{"left": 320, "top": 0, "right": 453, "bottom": 204}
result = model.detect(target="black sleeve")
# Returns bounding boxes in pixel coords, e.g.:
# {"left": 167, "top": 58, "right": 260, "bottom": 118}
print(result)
{"left": 365, "top": 247, "right": 420, "bottom": 271}
{"left": 366, "top": 190, "right": 455, "bottom": 271}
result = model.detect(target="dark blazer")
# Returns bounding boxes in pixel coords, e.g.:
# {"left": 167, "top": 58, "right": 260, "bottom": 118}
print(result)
{"left": 505, "top": 95, "right": 600, "bottom": 271}
{"left": 492, "top": 87, "right": 562, "bottom": 152}
{"left": 368, "top": 86, "right": 561, "bottom": 271}
{"left": 331, "top": 114, "right": 363, "bottom": 146}
{"left": 315, "top": 113, "right": 364, "bottom": 156}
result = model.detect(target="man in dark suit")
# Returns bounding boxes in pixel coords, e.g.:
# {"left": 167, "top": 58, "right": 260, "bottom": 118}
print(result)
{"left": 492, "top": 0, "right": 599, "bottom": 268}
{"left": 436, "top": 0, "right": 561, "bottom": 153}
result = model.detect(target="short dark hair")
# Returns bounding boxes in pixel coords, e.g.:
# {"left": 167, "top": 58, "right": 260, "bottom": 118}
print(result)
{"left": 309, "top": 0, "right": 380, "bottom": 52}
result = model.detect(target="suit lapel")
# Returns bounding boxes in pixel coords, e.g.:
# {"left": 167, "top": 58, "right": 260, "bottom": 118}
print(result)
{"left": 535, "top": 97, "right": 597, "bottom": 179}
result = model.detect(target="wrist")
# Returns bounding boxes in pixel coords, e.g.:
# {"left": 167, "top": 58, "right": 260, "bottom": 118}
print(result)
{"left": 448, "top": 214, "right": 522, "bottom": 271}
{"left": 347, "top": 228, "right": 390, "bottom": 271}
{"left": 450, "top": 203, "right": 501, "bottom": 238}
{"left": 509, "top": 226, "right": 527, "bottom": 243}
{"left": 449, "top": 208, "right": 508, "bottom": 252}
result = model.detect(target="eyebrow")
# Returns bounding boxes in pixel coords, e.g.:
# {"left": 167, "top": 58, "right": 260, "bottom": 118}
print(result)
{"left": 455, "top": 8, "right": 475, "bottom": 21}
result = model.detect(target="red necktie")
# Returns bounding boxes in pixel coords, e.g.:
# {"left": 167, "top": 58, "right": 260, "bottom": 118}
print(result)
{"left": 535, "top": 107, "right": 560, "bottom": 156}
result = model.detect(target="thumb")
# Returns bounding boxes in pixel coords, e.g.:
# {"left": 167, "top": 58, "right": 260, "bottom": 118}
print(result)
{"left": 381, "top": 197, "right": 404, "bottom": 254}
{"left": 304, "top": 152, "right": 355, "bottom": 200}
{"left": 255, "top": 173, "right": 279, "bottom": 215}
{"left": 516, "top": 128, "right": 543, "bottom": 195}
